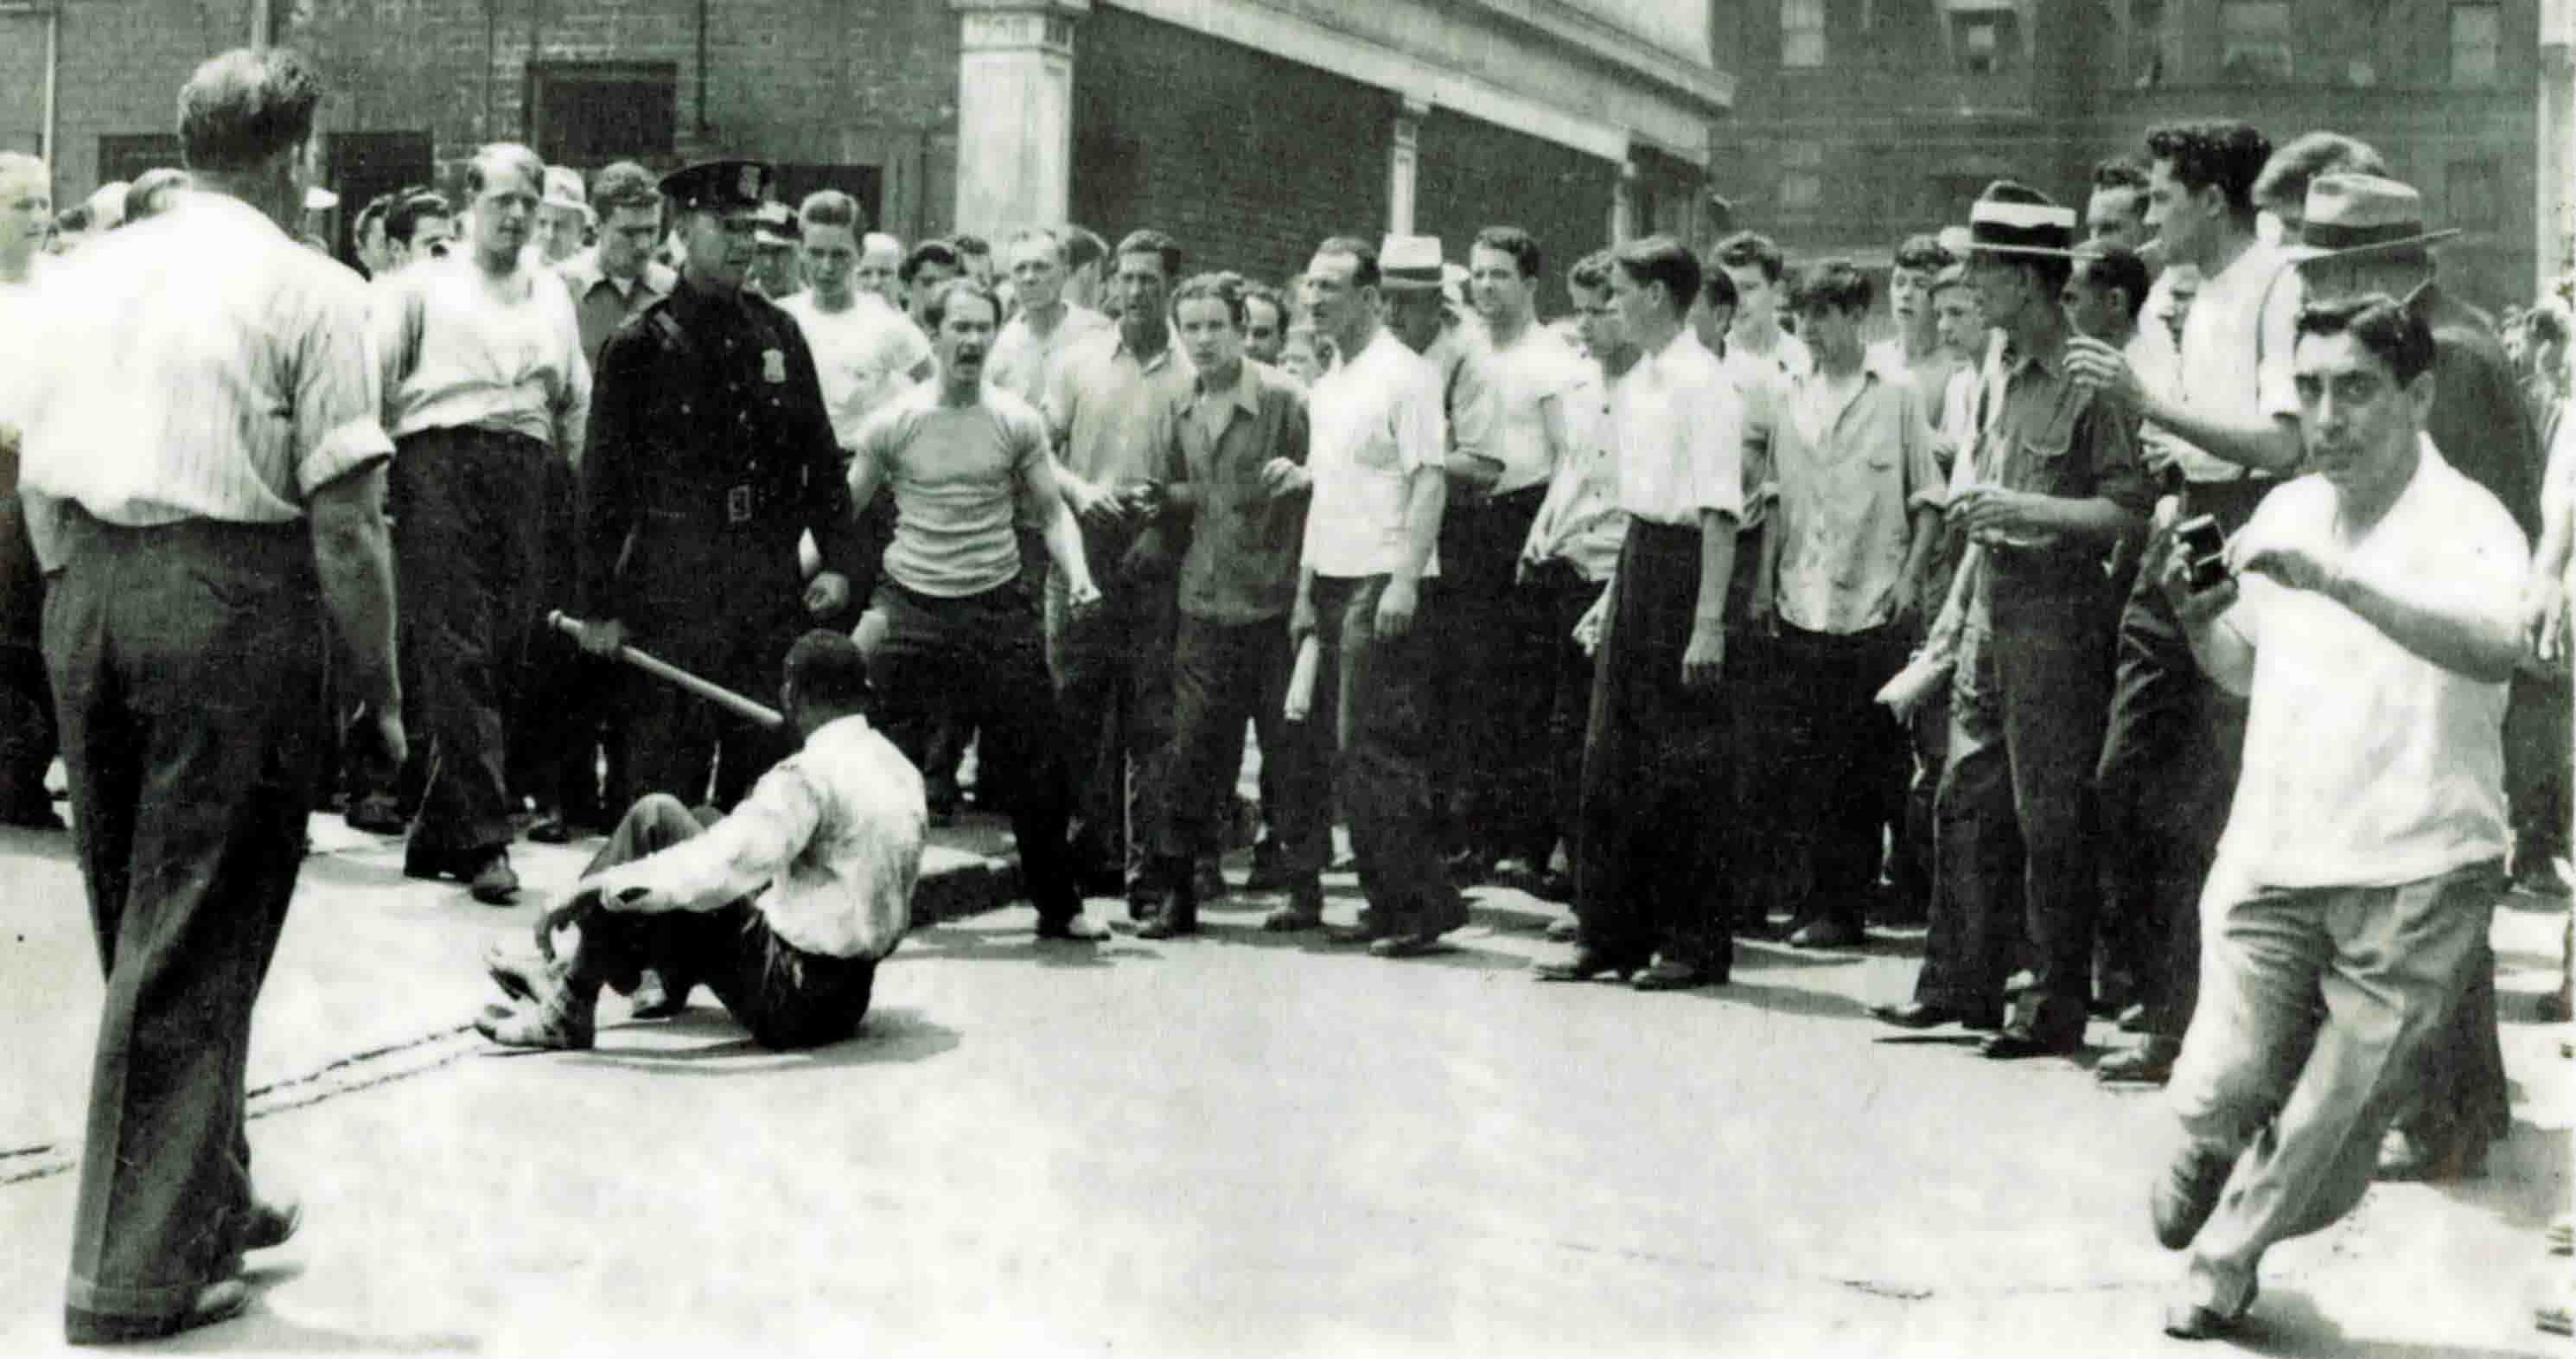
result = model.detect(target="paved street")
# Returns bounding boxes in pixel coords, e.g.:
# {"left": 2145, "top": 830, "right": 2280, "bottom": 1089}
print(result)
{"left": 0, "top": 813, "right": 2567, "bottom": 1357}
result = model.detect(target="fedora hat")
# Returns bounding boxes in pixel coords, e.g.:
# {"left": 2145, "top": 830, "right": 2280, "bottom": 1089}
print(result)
{"left": 2286, "top": 174, "right": 2461, "bottom": 263}
{"left": 1943, "top": 181, "right": 2079, "bottom": 259}
{"left": 1379, "top": 233, "right": 1444, "bottom": 292}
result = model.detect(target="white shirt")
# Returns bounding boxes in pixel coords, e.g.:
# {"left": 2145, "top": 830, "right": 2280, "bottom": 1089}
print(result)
{"left": 777, "top": 290, "right": 932, "bottom": 450}
{"left": 3, "top": 194, "right": 392, "bottom": 570}
{"left": 2164, "top": 239, "right": 2302, "bottom": 483}
{"left": 374, "top": 255, "right": 591, "bottom": 453}
{"left": 1303, "top": 328, "right": 1445, "bottom": 579}
{"left": 1613, "top": 329, "right": 1744, "bottom": 527}
{"left": 590, "top": 713, "right": 928, "bottom": 960}
{"left": 2215, "top": 439, "right": 2522, "bottom": 890}
{"left": 985, "top": 303, "right": 1111, "bottom": 409}
{"left": 1475, "top": 322, "right": 1580, "bottom": 494}
{"left": 1722, "top": 342, "right": 1797, "bottom": 528}
{"left": 1524, "top": 365, "right": 1626, "bottom": 582}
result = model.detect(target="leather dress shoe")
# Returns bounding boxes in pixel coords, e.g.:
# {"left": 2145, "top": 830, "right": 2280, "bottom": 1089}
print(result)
{"left": 1630, "top": 958, "right": 1718, "bottom": 992}
{"left": 345, "top": 792, "right": 409, "bottom": 835}
{"left": 2096, "top": 1037, "right": 2182, "bottom": 1085}
{"left": 1368, "top": 932, "right": 1455, "bottom": 959}
{"left": 1329, "top": 909, "right": 1395, "bottom": 944}
{"left": 66, "top": 1279, "right": 250, "bottom": 1345}
{"left": 1036, "top": 914, "right": 1110, "bottom": 942}
{"left": 1137, "top": 879, "right": 1199, "bottom": 941}
{"left": 2152, "top": 1143, "right": 2235, "bottom": 1249}
{"left": 1532, "top": 949, "right": 1638, "bottom": 982}
{"left": 1871, "top": 1000, "right": 1995, "bottom": 1030}
{"left": 1261, "top": 884, "right": 1325, "bottom": 932}
{"left": 468, "top": 852, "right": 520, "bottom": 905}
{"left": 2163, "top": 1278, "right": 2257, "bottom": 1341}
{"left": 1787, "top": 918, "right": 1864, "bottom": 949}
{"left": 1978, "top": 1024, "right": 2080, "bottom": 1060}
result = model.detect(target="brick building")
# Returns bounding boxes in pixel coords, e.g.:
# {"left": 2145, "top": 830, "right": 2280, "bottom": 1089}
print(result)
{"left": 1718, "top": 0, "right": 2554, "bottom": 312}
{"left": 0, "top": 0, "right": 1734, "bottom": 303}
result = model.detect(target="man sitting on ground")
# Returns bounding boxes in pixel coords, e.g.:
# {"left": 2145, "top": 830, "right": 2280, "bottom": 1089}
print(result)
{"left": 478, "top": 631, "right": 925, "bottom": 1052}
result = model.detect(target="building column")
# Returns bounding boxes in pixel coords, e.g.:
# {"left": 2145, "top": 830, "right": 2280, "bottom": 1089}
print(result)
{"left": 1610, "top": 153, "right": 1639, "bottom": 245}
{"left": 1387, "top": 95, "right": 1427, "bottom": 235}
{"left": 951, "top": 0, "right": 1087, "bottom": 237}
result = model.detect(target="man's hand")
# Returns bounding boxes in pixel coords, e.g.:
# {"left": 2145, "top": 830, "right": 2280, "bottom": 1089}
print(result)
{"left": 803, "top": 571, "right": 851, "bottom": 618}
{"left": 534, "top": 886, "right": 602, "bottom": 960}
{"left": 2235, "top": 540, "right": 2345, "bottom": 597}
{"left": 1949, "top": 486, "right": 2059, "bottom": 544}
{"left": 2064, "top": 337, "right": 2147, "bottom": 414}
{"left": 1681, "top": 618, "right": 1725, "bottom": 689}
{"left": 579, "top": 617, "right": 626, "bottom": 658}
{"left": 1572, "top": 587, "right": 1609, "bottom": 656}
{"left": 1289, "top": 591, "right": 1317, "bottom": 647}
{"left": 1374, "top": 576, "right": 1420, "bottom": 638}
{"left": 2160, "top": 541, "right": 2241, "bottom": 630}
{"left": 1063, "top": 574, "right": 1106, "bottom": 621}
{"left": 2525, "top": 574, "right": 2568, "bottom": 665}
{"left": 1066, "top": 475, "right": 1129, "bottom": 526}
{"left": 1259, "top": 458, "right": 1310, "bottom": 500}
{"left": 1884, "top": 572, "right": 1921, "bottom": 627}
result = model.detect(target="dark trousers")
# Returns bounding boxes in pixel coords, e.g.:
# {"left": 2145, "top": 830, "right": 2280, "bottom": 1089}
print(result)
{"left": 1430, "top": 485, "right": 1550, "bottom": 861}
{"left": 1774, "top": 621, "right": 1914, "bottom": 931}
{"left": 2507, "top": 667, "right": 2573, "bottom": 868}
{"left": 571, "top": 794, "right": 877, "bottom": 1050}
{"left": 0, "top": 450, "right": 56, "bottom": 820}
{"left": 1724, "top": 526, "right": 1798, "bottom": 930}
{"left": 619, "top": 546, "right": 806, "bottom": 814}
{"left": 1915, "top": 586, "right": 2118, "bottom": 1038}
{"left": 47, "top": 513, "right": 322, "bottom": 1325}
{"left": 1574, "top": 522, "right": 1735, "bottom": 972}
{"left": 1523, "top": 559, "right": 1606, "bottom": 869}
{"left": 1045, "top": 543, "right": 1176, "bottom": 892}
{"left": 1310, "top": 573, "right": 1457, "bottom": 929}
{"left": 391, "top": 428, "right": 548, "bottom": 856}
{"left": 2094, "top": 481, "right": 2263, "bottom": 1040}
{"left": 867, "top": 578, "right": 1082, "bottom": 922}
{"left": 1154, "top": 614, "right": 1329, "bottom": 878}
{"left": 508, "top": 453, "right": 615, "bottom": 827}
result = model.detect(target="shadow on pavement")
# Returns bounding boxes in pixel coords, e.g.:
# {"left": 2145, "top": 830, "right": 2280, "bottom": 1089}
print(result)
{"left": 128, "top": 1266, "right": 479, "bottom": 1355}
{"left": 549, "top": 1007, "right": 961, "bottom": 1075}
{"left": 2230, "top": 1284, "right": 2538, "bottom": 1359}
{"left": 2430, "top": 1121, "right": 2573, "bottom": 1235}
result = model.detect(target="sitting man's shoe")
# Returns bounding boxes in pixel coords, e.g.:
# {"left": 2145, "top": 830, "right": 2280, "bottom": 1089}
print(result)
{"left": 2162, "top": 1273, "right": 2257, "bottom": 1341}
{"left": 2152, "top": 1143, "right": 2235, "bottom": 1250}
{"left": 66, "top": 1278, "right": 252, "bottom": 1345}
{"left": 1871, "top": 1000, "right": 1996, "bottom": 1030}
{"left": 468, "top": 851, "right": 520, "bottom": 905}
{"left": 1787, "top": 917, "right": 1864, "bottom": 949}
{"left": 627, "top": 968, "right": 690, "bottom": 1019}
{"left": 1630, "top": 957, "right": 1717, "bottom": 992}
{"left": 239, "top": 1198, "right": 302, "bottom": 1252}
{"left": 2375, "top": 1126, "right": 2488, "bottom": 1183}
{"left": 2096, "top": 1037, "right": 2183, "bottom": 1085}
{"left": 1036, "top": 913, "right": 1111, "bottom": 942}
{"left": 1533, "top": 949, "right": 1636, "bottom": 983}
{"left": 1979, "top": 1024, "right": 2080, "bottom": 1061}
{"left": 475, "top": 994, "right": 597, "bottom": 1050}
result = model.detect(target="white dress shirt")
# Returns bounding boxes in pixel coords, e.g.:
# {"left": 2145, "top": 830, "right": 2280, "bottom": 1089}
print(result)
{"left": 1303, "top": 328, "right": 1446, "bottom": 579}
{"left": 1613, "top": 329, "right": 1744, "bottom": 527}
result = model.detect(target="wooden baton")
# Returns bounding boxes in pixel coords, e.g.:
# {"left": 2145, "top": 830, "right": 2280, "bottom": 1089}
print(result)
{"left": 547, "top": 610, "right": 786, "bottom": 731}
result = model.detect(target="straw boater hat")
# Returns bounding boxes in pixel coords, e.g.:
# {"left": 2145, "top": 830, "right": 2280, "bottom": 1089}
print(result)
{"left": 2286, "top": 174, "right": 2461, "bottom": 264}
{"left": 1936, "top": 181, "right": 2080, "bottom": 260}
{"left": 1378, "top": 233, "right": 1445, "bottom": 291}
{"left": 540, "top": 165, "right": 589, "bottom": 218}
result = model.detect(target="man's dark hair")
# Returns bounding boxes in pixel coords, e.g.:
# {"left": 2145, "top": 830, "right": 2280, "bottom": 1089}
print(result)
{"left": 354, "top": 192, "right": 390, "bottom": 239}
{"left": 590, "top": 161, "right": 660, "bottom": 215}
{"left": 2091, "top": 155, "right": 2152, "bottom": 194}
{"left": 1169, "top": 271, "right": 1247, "bottom": 328}
{"left": 1613, "top": 234, "right": 1702, "bottom": 314}
{"left": 1710, "top": 231, "right": 1787, "bottom": 284}
{"left": 1471, "top": 225, "right": 1543, "bottom": 281}
{"left": 1789, "top": 258, "right": 1873, "bottom": 316}
{"left": 2528, "top": 303, "right": 2573, "bottom": 348}
{"left": 1240, "top": 280, "right": 1287, "bottom": 326}
{"left": 1568, "top": 248, "right": 1616, "bottom": 294}
{"left": 386, "top": 190, "right": 450, "bottom": 248}
{"left": 2296, "top": 293, "right": 2436, "bottom": 387}
{"left": 2075, "top": 245, "right": 2153, "bottom": 324}
{"left": 177, "top": 47, "right": 325, "bottom": 175}
{"left": 1314, "top": 235, "right": 1380, "bottom": 290}
{"left": 2251, "top": 131, "right": 2388, "bottom": 214}
{"left": 784, "top": 630, "right": 871, "bottom": 712}
{"left": 898, "top": 238, "right": 960, "bottom": 287}
{"left": 1699, "top": 262, "right": 1739, "bottom": 311}
{"left": 1062, "top": 224, "right": 1109, "bottom": 274}
{"left": 1114, "top": 227, "right": 1183, "bottom": 280}
{"left": 1892, "top": 233, "right": 1954, "bottom": 274}
{"left": 948, "top": 232, "right": 991, "bottom": 258}
{"left": 2145, "top": 120, "right": 2274, "bottom": 222}
{"left": 923, "top": 276, "right": 1003, "bottom": 332}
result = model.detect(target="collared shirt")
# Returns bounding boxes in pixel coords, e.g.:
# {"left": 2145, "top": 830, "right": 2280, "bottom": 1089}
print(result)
{"left": 1160, "top": 358, "right": 1310, "bottom": 623}
{"left": 2217, "top": 439, "right": 2520, "bottom": 890}
{"left": 3, "top": 194, "right": 392, "bottom": 571}
{"left": 556, "top": 248, "right": 675, "bottom": 373}
{"left": 375, "top": 255, "right": 591, "bottom": 453}
{"left": 987, "top": 303, "right": 1112, "bottom": 409}
{"left": 851, "top": 383, "right": 1053, "bottom": 598}
{"left": 1612, "top": 328, "right": 1744, "bottom": 528}
{"left": 589, "top": 713, "right": 926, "bottom": 960}
{"left": 1524, "top": 364, "right": 1626, "bottom": 582}
{"left": 1482, "top": 322, "right": 1584, "bottom": 495}
{"left": 778, "top": 290, "right": 933, "bottom": 450}
{"left": 1962, "top": 336, "right": 2154, "bottom": 601}
{"left": 2163, "top": 239, "right": 2302, "bottom": 483}
{"left": 1304, "top": 328, "right": 1446, "bottom": 579}
{"left": 1046, "top": 329, "right": 1193, "bottom": 488}
{"left": 1773, "top": 367, "right": 1947, "bottom": 634}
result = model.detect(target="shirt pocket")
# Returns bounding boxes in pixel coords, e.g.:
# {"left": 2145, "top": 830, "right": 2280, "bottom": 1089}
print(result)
{"left": 2007, "top": 418, "right": 2081, "bottom": 500}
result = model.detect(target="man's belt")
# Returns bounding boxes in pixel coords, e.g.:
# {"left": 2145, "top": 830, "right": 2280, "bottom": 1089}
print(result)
{"left": 641, "top": 482, "right": 781, "bottom": 529}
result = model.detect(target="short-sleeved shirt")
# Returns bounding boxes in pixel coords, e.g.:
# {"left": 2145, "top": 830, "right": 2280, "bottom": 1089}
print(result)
{"left": 1482, "top": 322, "right": 1584, "bottom": 495}
{"left": 2165, "top": 239, "right": 2302, "bottom": 483}
{"left": 1773, "top": 367, "right": 1948, "bottom": 635}
{"left": 985, "top": 303, "right": 1112, "bottom": 410}
{"left": 1160, "top": 359, "right": 1310, "bottom": 623}
{"left": 851, "top": 384, "right": 1052, "bottom": 598}
{"left": 776, "top": 290, "right": 932, "bottom": 451}
{"left": 1046, "top": 329, "right": 1192, "bottom": 488}
{"left": 2216, "top": 439, "right": 2521, "bottom": 890}
{"left": 1963, "top": 338, "right": 2154, "bottom": 604}
{"left": 1723, "top": 343, "right": 1797, "bottom": 529}
{"left": 1427, "top": 323, "right": 1502, "bottom": 478}
{"left": 1304, "top": 328, "right": 1445, "bottom": 579}
{"left": 1525, "top": 366, "right": 1626, "bottom": 583}
{"left": 1614, "top": 329, "right": 1744, "bottom": 528}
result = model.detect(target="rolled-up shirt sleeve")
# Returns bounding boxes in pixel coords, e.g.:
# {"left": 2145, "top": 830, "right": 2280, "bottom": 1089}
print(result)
{"left": 1902, "top": 385, "right": 1948, "bottom": 511}
{"left": 294, "top": 274, "right": 397, "bottom": 498}
{"left": 588, "top": 762, "right": 824, "bottom": 914}
{"left": 1393, "top": 366, "right": 1447, "bottom": 475}
{"left": 1684, "top": 369, "right": 1744, "bottom": 520}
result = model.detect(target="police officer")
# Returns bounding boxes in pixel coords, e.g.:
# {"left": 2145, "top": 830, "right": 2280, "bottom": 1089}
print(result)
{"left": 578, "top": 160, "right": 863, "bottom": 1011}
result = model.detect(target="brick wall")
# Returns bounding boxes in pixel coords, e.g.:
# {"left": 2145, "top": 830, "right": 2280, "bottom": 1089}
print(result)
{"left": 1412, "top": 107, "right": 1618, "bottom": 318}
{"left": 1071, "top": 4, "right": 1393, "bottom": 294}
{"left": 44, "top": 0, "right": 258, "bottom": 198}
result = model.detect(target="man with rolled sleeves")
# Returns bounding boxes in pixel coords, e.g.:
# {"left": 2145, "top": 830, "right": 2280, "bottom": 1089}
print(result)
{"left": 577, "top": 159, "right": 865, "bottom": 1010}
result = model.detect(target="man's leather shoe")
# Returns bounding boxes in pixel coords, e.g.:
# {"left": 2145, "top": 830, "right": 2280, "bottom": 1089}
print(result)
{"left": 239, "top": 1198, "right": 301, "bottom": 1252}
{"left": 1787, "top": 918, "right": 1864, "bottom": 949}
{"left": 2152, "top": 1143, "right": 2235, "bottom": 1249}
{"left": 469, "top": 852, "right": 520, "bottom": 905}
{"left": 1533, "top": 950, "right": 1636, "bottom": 982}
{"left": 1871, "top": 1000, "right": 1993, "bottom": 1030}
{"left": 346, "top": 792, "right": 408, "bottom": 835}
{"left": 1630, "top": 958, "right": 1716, "bottom": 992}
{"left": 2162, "top": 1278, "right": 2257, "bottom": 1341}
{"left": 1036, "top": 914, "right": 1110, "bottom": 942}
{"left": 2096, "top": 1037, "right": 2182, "bottom": 1085}
{"left": 1979, "top": 1024, "right": 2079, "bottom": 1060}
{"left": 1137, "top": 878, "right": 1198, "bottom": 940}
{"left": 1261, "top": 887, "right": 1324, "bottom": 931}
{"left": 1368, "top": 932, "right": 1453, "bottom": 959}
{"left": 66, "top": 1279, "right": 251, "bottom": 1345}
{"left": 1329, "top": 909, "right": 1394, "bottom": 944}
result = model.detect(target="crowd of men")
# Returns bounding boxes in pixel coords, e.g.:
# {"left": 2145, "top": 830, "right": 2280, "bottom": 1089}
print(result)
{"left": 1, "top": 40, "right": 2572, "bottom": 1346}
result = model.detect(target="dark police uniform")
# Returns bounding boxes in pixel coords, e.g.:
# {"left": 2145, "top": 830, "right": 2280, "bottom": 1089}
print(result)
{"left": 579, "top": 161, "right": 864, "bottom": 811}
